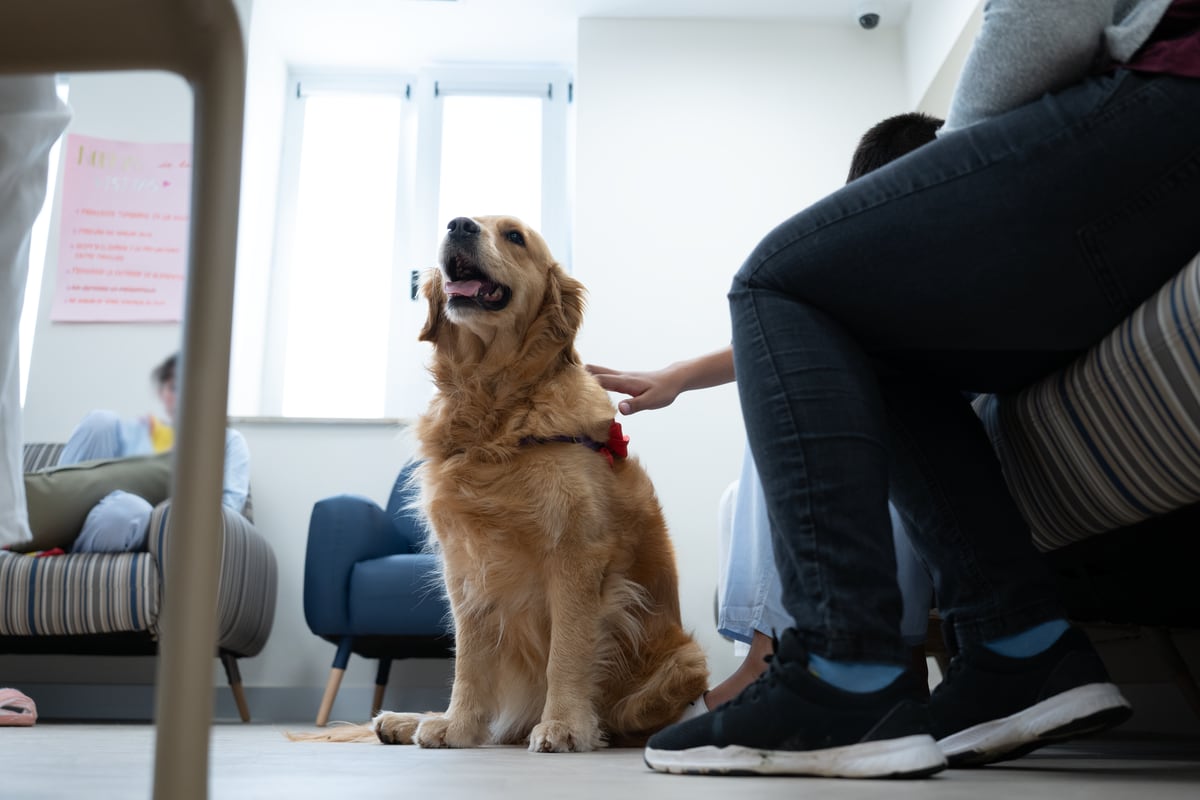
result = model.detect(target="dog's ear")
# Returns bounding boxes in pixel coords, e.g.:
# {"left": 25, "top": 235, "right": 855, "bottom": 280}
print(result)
{"left": 545, "top": 262, "right": 586, "bottom": 342}
{"left": 418, "top": 270, "right": 445, "bottom": 344}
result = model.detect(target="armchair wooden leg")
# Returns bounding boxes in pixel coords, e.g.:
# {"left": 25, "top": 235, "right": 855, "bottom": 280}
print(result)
{"left": 316, "top": 637, "right": 355, "bottom": 727}
{"left": 219, "top": 652, "right": 251, "bottom": 723}
{"left": 372, "top": 658, "right": 393, "bottom": 717}
{"left": 316, "top": 669, "right": 346, "bottom": 728}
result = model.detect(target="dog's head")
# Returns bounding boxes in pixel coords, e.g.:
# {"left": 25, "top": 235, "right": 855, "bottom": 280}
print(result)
{"left": 419, "top": 216, "right": 585, "bottom": 362}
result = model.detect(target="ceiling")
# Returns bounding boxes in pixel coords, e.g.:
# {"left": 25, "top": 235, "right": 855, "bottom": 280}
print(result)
{"left": 253, "top": 0, "right": 914, "bottom": 69}
{"left": 563, "top": 0, "right": 909, "bottom": 26}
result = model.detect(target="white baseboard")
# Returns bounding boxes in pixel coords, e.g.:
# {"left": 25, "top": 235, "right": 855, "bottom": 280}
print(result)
{"left": 14, "top": 684, "right": 452, "bottom": 724}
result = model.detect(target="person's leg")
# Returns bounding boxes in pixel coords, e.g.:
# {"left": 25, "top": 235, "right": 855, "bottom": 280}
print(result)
{"left": 733, "top": 69, "right": 1200, "bottom": 662}
{"left": 648, "top": 70, "right": 1200, "bottom": 775}
{"left": 71, "top": 490, "right": 153, "bottom": 553}
{"left": 710, "top": 444, "right": 795, "bottom": 708}
{"left": 0, "top": 76, "right": 70, "bottom": 550}
{"left": 891, "top": 504, "right": 931, "bottom": 652}
{"left": 715, "top": 443, "right": 930, "bottom": 704}
{"left": 716, "top": 443, "right": 795, "bottom": 646}
{"left": 58, "top": 411, "right": 152, "bottom": 466}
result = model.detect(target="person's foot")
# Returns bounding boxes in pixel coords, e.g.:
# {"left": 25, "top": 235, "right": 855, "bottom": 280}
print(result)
{"left": 703, "top": 630, "right": 774, "bottom": 709}
{"left": 644, "top": 630, "right": 946, "bottom": 778}
{"left": 0, "top": 688, "right": 37, "bottom": 727}
{"left": 931, "top": 626, "right": 1132, "bottom": 766}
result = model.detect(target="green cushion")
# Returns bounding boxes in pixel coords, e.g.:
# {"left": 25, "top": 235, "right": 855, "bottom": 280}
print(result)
{"left": 20, "top": 453, "right": 172, "bottom": 552}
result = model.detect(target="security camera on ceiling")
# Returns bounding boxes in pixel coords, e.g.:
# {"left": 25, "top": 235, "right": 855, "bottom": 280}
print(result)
{"left": 856, "top": 3, "right": 881, "bottom": 30}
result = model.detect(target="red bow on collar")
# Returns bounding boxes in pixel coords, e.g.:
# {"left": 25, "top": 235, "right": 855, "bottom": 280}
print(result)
{"left": 519, "top": 420, "right": 630, "bottom": 468}
{"left": 599, "top": 420, "right": 630, "bottom": 467}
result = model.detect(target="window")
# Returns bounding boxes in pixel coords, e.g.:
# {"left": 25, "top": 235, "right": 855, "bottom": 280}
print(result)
{"left": 438, "top": 94, "right": 543, "bottom": 232}
{"left": 249, "top": 67, "right": 571, "bottom": 420}
{"left": 278, "top": 93, "right": 402, "bottom": 419}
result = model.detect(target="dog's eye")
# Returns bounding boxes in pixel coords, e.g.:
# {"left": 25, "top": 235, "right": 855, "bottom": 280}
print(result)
{"left": 505, "top": 230, "right": 526, "bottom": 247}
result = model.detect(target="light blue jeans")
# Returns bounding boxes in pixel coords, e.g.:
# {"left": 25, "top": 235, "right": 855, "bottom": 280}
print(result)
{"left": 58, "top": 411, "right": 252, "bottom": 551}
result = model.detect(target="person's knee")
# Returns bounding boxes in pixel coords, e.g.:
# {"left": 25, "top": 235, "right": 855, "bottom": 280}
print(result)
{"left": 65, "top": 409, "right": 121, "bottom": 444}
{"left": 76, "top": 409, "right": 121, "bottom": 433}
{"left": 72, "top": 490, "right": 153, "bottom": 553}
{"left": 58, "top": 410, "right": 123, "bottom": 465}
{"left": 729, "top": 237, "right": 821, "bottom": 304}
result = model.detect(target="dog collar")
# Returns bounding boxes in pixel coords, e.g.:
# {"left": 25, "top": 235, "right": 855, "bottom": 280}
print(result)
{"left": 520, "top": 420, "right": 629, "bottom": 467}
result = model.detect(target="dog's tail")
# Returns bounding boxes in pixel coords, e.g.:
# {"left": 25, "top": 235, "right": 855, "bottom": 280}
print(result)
{"left": 284, "top": 722, "right": 379, "bottom": 743}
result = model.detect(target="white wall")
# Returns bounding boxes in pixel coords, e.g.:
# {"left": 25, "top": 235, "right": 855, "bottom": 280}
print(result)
{"left": 911, "top": 1, "right": 984, "bottom": 116}
{"left": 21, "top": 71, "right": 192, "bottom": 443}
{"left": 573, "top": 17, "right": 909, "bottom": 684}
{"left": 903, "top": 0, "right": 982, "bottom": 111}
{"left": 10, "top": 8, "right": 974, "bottom": 721}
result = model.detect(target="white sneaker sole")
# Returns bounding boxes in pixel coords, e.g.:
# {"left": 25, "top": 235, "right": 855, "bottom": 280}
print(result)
{"left": 937, "top": 682, "right": 1132, "bottom": 766}
{"left": 644, "top": 734, "right": 947, "bottom": 778}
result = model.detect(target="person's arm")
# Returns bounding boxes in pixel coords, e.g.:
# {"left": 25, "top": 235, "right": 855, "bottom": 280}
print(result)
{"left": 943, "top": 0, "right": 1111, "bottom": 133}
{"left": 222, "top": 428, "right": 251, "bottom": 513}
{"left": 587, "top": 346, "right": 735, "bottom": 415}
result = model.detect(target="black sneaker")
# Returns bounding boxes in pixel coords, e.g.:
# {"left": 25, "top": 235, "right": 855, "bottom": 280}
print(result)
{"left": 643, "top": 631, "right": 946, "bottom": 778}
{"left": 930, "top": 626, "right": 1132, "bottom": 766}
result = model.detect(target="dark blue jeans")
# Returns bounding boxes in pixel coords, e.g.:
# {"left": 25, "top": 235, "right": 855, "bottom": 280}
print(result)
{"left": 729, "top": 70, "right": 1200, "bottom": 663}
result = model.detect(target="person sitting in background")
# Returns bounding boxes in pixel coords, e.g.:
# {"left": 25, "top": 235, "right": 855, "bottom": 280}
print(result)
{"left": 58, "top": 353, "right": 179, "bottom": 466}
{"left": 56, "top": 352, "right": 250, "bottom": 552}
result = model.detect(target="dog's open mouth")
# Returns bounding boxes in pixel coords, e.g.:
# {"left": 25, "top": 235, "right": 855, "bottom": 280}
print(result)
{"left": 443, "top": 252, "right": 511, "bottom": 312}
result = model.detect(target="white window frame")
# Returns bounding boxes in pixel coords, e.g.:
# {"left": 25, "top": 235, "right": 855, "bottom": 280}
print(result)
{"left": 258, "top": 65, "right": 572, "bottom": 420}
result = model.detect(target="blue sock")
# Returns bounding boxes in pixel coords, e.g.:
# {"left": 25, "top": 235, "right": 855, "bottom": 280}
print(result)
{"left": 983, "top": 619, "right": 1070, "bottom": 658}
{"left": 807, "top": 654, "right": 905, "bottom": 693}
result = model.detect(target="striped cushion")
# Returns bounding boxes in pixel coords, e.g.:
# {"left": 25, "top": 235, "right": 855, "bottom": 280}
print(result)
{"left": 977, "top": 252, "right": 1200, "bottom": 551}
{"left": 22, "top": 443, "right": 65, "bottom": 473}
{"left": 0, "top": 550, "right": 159, "bottom": 636}
{"left": 148, "top": 501, "right": 277, "bottom": 657}
{"left": 1, "top": 501, "right": 277, "bottom": 653}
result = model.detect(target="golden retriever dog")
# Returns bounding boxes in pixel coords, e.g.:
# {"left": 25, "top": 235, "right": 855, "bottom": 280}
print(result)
{"left": 298, "top": 215, "right": 707, "bottom": 752}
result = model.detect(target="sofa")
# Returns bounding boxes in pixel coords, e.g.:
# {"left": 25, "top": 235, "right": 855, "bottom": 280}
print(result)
{"left": 944, "top": 250, "right": 1200, "bottom": 718}
{"left": 0, "top": 443, "right": 278, "bottom": 721}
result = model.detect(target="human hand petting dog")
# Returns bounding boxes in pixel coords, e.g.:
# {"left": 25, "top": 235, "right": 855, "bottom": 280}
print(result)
{"left": 588, "top": 346, "right": 735, "bottom": 415}
{"left": 586, "top": 364, "right": 685, "bottom": 415}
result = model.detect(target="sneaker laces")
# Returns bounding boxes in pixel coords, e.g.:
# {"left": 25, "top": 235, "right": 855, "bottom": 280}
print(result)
{"left": 725, "top": 633, "right": 804, "bottom": 709}
{"left": 722, "top": 655, "right": 780, "bottom": 709}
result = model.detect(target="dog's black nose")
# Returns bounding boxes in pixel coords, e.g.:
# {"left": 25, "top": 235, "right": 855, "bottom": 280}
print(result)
{"left": 446, "top": 217, "right": 480, "bottom": 239}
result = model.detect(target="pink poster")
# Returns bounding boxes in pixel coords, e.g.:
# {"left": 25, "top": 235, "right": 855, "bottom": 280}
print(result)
{"left": 52, "top": 134, "right": 193, "bottom": 322}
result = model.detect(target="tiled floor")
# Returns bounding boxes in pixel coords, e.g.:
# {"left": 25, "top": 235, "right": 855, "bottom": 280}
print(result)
{"left": 3, "top": 723, "right": 1199, "bottom": 799}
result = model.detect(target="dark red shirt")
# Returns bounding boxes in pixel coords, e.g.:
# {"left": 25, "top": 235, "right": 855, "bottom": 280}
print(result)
{"left": 1121, "top": 0, "right": 1200, "bottom": 78}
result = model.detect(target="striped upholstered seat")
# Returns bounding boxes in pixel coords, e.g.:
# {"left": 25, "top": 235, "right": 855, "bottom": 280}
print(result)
{"left": 0, "top": 443, "right": 278, "bottom": 720}
{"left": 0, "top": 550, "right": 159, "bottom": 637}
{"left": 976, "top": 251, "right": 1200, "bottom": 551}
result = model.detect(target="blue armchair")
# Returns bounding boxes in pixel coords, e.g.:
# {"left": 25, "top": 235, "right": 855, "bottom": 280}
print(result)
{"left": 303, "top": 460, "right": 453, "bottom": 726}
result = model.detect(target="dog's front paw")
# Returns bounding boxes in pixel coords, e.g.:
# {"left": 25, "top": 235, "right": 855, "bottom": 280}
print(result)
{"left": 415, "top": 715, "right": 488, "bottom": 749}
{"left": 372, "top": 711, "right": 432, "bottom": 745}
{"left": 529, "top": 719, "right": 603, "bottom": 753}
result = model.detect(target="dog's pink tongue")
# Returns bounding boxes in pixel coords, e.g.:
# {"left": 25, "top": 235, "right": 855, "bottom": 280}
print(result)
{"left": 445, "top": 279, "right": 483, "bottom": 298}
